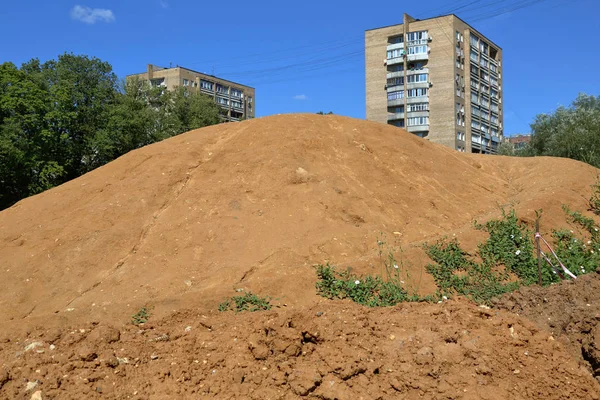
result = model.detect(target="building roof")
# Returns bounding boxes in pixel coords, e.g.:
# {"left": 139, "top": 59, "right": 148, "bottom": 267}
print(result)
{"left": 127, "top": 65, "right": 255, "bottom": 90}
{"left": 365, "top": 13, "right": 502, "bottom": 50}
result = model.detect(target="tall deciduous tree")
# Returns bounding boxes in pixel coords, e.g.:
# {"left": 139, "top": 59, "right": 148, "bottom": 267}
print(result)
{"left": 529, "top": 93, "right": 600, "bottom": 168}
{"left": 0, "top": 54, "right": 222, "bottom": 210}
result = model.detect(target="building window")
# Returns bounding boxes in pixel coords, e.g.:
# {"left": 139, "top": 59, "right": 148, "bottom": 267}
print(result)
{"left": 410, "top": 62, "right": 426, "bottom": 70}
{"left": 457, "top": 131, "right": 465, "bottom": 141}
{"left": 390, "top": 35, "right": 404, "bottom": 44}
{"left": 387, "top": 77, "right": 404, "bottom": 86}
{"left": 388, "top": 90, "right": 404, "bottom": 100}
{"left": 407, "top": 73, "right": 428, "bottom": 83}
{"left": 200, "top": 80, "right": 213, "bottom": 90}
{"left": 216, "top": 97, "right": 229, "bottom": 105}
{"left": 407, "top": 88, "right": 428, "bottom": 97}
{"left": 387, "top": 48, "right": 405, "bottom": 59}
{"left": 150, "top": 78, "right": 165, "bottom": 87}
{"left": 408, "top": 45, "right": 427, "bottom": 55}
{"left": 183, "top": 79, "right": 189, "bottom": 86}
{"left": 407, "top": 116, "right": 429, "bottom": 126}
{"left": 471, "top": 120, "right": 480, "bottom": 129}
{"left": 406, "top": 31, "right": 427, "bottom": 44}
{"left": 470, "top": 49, "right": 478, "bottom": 62}
{"left": 490, "top": 63, "right": 498, "bottom": 73}
{"left": 390, "top": 119, "right": 405, "bottom": 128}
{"left": 216, "top": 84, "right": 229, "bottom": 94}
{"left": 479, "top": 41, "right": 488, "bottom": 54}
{"left": 231, "top": 100, "right": 242, "bottom": 109}
{"left": 470, "top": 35, "right": 479, "bottom": 47}
{"left": 248, "top": 96, "right": 253, "bottom": 103}
{"left": 472, "top": 106, "right": 481, "bottom": 117}
{"left": 407, "top": 103, "right": 428, "bottom": 112}
{"left": 391, "top": 106, "right": 404, "bottom": 113}
{"left": 231, "top": 88, "right": 243, "bottom": 98}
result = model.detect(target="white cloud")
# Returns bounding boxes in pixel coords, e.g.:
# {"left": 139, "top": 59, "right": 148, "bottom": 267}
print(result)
{"left": 70, "top": 5, "right": 115, "bottom": 24}
{"left": 293, "top": 94, "right": 308, "bottom": 100}
{"left": 159, "top": 0, "right": 169, "bottom": 8}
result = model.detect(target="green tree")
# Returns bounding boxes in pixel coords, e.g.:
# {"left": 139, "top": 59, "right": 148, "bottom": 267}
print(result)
{"left": 529, "top": 93, "right": 600, "bottom": 167}
{"left": 0, "top": 54, "right": 222, "bottom": 210}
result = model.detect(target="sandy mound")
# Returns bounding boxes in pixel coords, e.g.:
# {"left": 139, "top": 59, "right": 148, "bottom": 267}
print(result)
{"left": 1, "top": 114, "right": 597, "bottom": 325}
{"left": 2, "top": 114, "right": 600, "bottom": 398}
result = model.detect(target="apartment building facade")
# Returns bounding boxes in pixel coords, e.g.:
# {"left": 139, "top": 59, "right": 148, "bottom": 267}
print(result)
{"left": 128, "top": 64, "right": 255, "bottom": 122}
{"left": 366, "top": 14, "right": 503, "bottom": 153}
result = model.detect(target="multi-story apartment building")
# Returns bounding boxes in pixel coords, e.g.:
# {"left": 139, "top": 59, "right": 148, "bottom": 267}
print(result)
{"left": 128, "top": 64, "right": 255, "bottom": 122}
{"left": 366, "top": 14, "right": 503, "bottom": 153}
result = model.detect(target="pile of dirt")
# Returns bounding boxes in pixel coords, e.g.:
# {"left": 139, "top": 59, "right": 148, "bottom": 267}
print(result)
{"left": 1, "top": 299, "right": 598, "bottom": 399}
{"left": 494, "top": 269, "right": 600, "bottom": 381}
{"left": 1, "top": 114, "right": 597, "bottom": 326}
{"left": 1, "top": 114, "right": 600, "bottom": 398}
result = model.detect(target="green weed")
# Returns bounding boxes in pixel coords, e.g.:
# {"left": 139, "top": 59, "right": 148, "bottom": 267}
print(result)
{"left": 131, "top": 306, "right": 152, "bottom": 325}
{"left": 218, "top": 292, "right": 272, "bottom": 313}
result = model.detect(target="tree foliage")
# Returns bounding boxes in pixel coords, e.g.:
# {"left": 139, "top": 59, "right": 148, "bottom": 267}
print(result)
{"left": 0, "top": 53, "right": 221, "bottom": 210}
{"left": 528, "top": 93, "right": 600, "bottom": 167}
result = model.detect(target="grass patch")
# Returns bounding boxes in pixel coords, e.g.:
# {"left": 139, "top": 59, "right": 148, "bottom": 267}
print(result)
{"left": 315, "top": 263, "right": 415, "bottom": 307}
{"left": 424, "top": 204, "right": 599, "bottom": 305}
{"left": 218, "top": 292, "right": 272, "bottom": 313}
{"left": 131, "top": 306, "right": 152, "bottom": 325}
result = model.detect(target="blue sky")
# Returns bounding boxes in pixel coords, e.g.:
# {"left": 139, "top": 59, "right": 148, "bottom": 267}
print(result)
{"left": 1, "top": 0, "right": 598, "bottom": 135}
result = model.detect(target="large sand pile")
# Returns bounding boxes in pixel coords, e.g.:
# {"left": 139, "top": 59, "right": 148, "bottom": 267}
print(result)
{"left": 1, "top": 114, "right": 599, "bottom": 398}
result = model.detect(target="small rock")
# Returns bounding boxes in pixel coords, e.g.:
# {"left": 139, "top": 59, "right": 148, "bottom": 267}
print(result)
{"left": 30, "top": 390, "right": 43, "bottom": 400}
{"left": 150, "top": 355, "right": 159, "bottom": 360}
{"left": 0, "top": 370, "right": 10, "bottom": 389}
{"left": 49, "top": 345, "right": 56, "bottom": 351}
{"left": 24, "top": 342, "right": 43, "bottom": 352}
{"left": 116, "top": 357, "right": 129, "bottom": 365}
{"left": 95, "top": 387, "right": 102, "bottom": 393}
{"left": 26, "top": 381, "right": 38, "bottom": 391}
{"left": 389, "top": 335, "right": 396, "bottom": 340}
{"left": 316, "top": 312, "right": 324, "bottom": 317}
{"left": 513, "top": 369, "right": 520, "bottom": 374}
{"left": 185, "top": 326, "right": 192, "bottom": 332}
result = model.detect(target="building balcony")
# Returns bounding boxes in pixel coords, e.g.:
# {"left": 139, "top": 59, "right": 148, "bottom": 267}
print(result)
{"left": 387, "top": 98, "right": 404, "bottom": 107}
{"left": 407, "top": 53, "right": 428, "bottom": 62}
{"left": 406, "top": 81, "right": 429, "bottom": 90}
{"left": 386, "top": 71, "right": 404, "bottom": 79}
{"left": 387, "top": 112, "right": 404, "bottom": 121}
{"left": 386, "top": 42, "right": 404, "bottom": 51}
{"left": 406, "top": 110, "right": 429, "bottom": 118}
{"left": 406, "top": 67, "right": 428, "bottom": 75}
{"left": 386, "top": 85, "right": 403, "bottom": 93}
{"left": 406, "top": 96, "right": 428, "bottom": 104}
{"left": 387, "top": 57, "right": 404, "bottom": 66}
{"left": 407, "top": 125, "right": 429, "bottom": 133}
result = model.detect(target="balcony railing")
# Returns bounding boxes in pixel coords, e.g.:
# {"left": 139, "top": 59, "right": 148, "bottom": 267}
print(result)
{"left": 387, "top": 98, "right": 404, "bottom": 107}
{"left": 407, "top": 53, "right": 428, "bottom": 62}
{"left": 387, "top": 112, "right": 405, "bottom": 121}
{"left": 407, "top": 125, "right": 429, "bottom": 133}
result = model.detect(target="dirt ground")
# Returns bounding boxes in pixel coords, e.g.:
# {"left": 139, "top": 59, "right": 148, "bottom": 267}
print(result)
{"left": 1, "top": 297, "right": 598, "bottom": 399}
{"left": 495, "top": 270, "right": 600, "bottom": 382}
{"left": 1, "top": 114, "right": 599, "bottom": 398}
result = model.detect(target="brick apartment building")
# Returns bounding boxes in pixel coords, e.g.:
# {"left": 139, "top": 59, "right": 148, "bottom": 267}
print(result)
{"left": 365, "top": 14, "right": 503, "bottom": 153}
{"left": 128, "top": 64, "right": 255, "bottom": 122}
